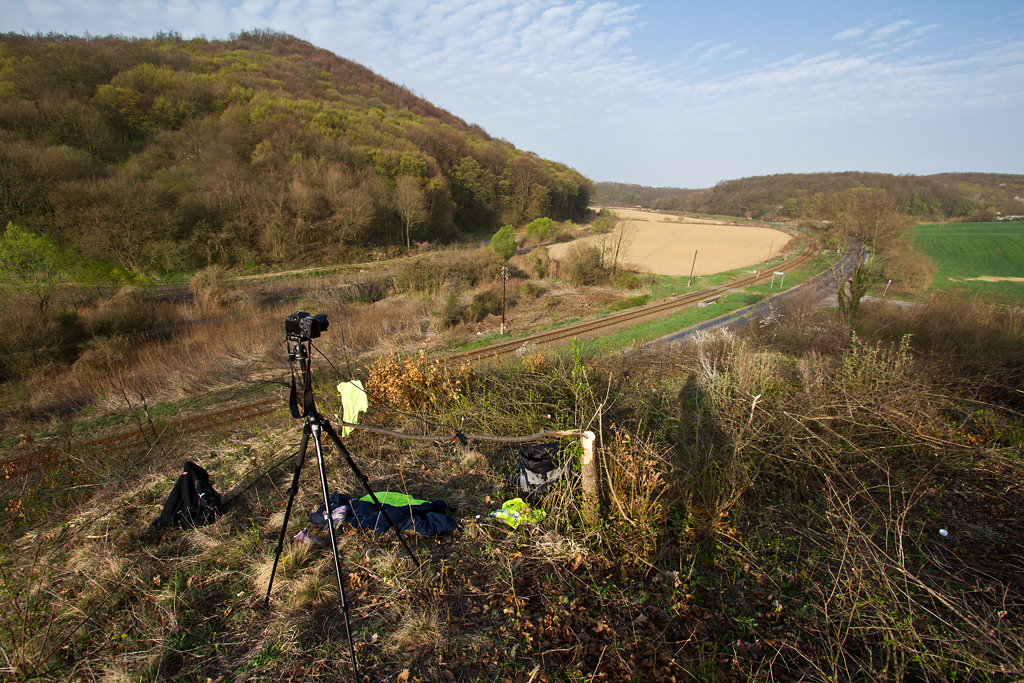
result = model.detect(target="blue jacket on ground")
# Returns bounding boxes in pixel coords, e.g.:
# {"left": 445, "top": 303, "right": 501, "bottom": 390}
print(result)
{"left": 310, "top": 493, "right": 458, "bottom": 536}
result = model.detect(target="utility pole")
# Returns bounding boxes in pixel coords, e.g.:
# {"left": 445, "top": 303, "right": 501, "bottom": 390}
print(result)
{"left": 767, "top": 238, "right": 774, "bottom": 263}
{"left": 500, "top": 266, "right": 509, "bottom": 334}
{"left": 688, "top": 250, "right": 698, "bottom": 287}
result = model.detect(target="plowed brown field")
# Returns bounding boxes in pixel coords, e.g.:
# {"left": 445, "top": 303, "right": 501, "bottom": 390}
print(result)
{"left": 548, "top": 208, "right": 793, "bottom": 276}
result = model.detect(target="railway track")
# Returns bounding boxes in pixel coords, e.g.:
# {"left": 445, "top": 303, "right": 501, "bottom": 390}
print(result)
{"left": 444, "top": 247, "right": 817, "bottom": 366}
{"left": 4, "top": 246, "right": 816, "bottom": 468}
{"left": 82, "top": 399, "right": 284, "bottom": 453}
{"left": 1, "top": 400, "right": 286, "bottom": 479}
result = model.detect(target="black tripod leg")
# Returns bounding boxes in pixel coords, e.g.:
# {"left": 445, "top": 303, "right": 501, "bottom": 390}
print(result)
{"left": 263, "top": 421, "right": 310, "bottom": 608}
{"left": 310, "top": 421, "right": 360, "bottom": 681}
{"left": 321, "top": 420, "right": 421, "bottom": 568}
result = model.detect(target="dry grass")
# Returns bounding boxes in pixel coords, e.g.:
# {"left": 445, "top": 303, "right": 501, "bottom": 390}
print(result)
{"left": 385, "top": 604, "right": 445, "bottom": 657}
{"left": 864, "top": 289, "right": 1024, "bottom": 358}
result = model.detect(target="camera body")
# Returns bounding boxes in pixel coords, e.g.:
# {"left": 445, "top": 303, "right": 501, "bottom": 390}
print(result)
{"left": 285, "top": 311, "right": 329, "bottom": 341}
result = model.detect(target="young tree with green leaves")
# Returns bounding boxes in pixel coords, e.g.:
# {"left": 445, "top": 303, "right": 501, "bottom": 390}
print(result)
{"left": 0, "top": 222, "right": 77, "bottom": 316}
{"left": 524, "top": 217, "right": 552, "bottom": 242}
{"left": 490, "top": 225, "right": 517, "bottom": 261}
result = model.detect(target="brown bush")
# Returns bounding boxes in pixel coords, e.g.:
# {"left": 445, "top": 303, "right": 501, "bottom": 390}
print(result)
{"left": 365, "top": 351, "right": 475, "bottom": 411}
{"left": 189, "top": 265, "right": 243, "bottom": 311}
{"left": 393, "top": 247, "right": 503, "bottom": 294}
{"left": 516, "top": 246, "right": 551, "bottom": 279}
{"left": 332, "top": 296, "right": 430, "bottom": 352}
{"left": 863, "top": 290, "right": 1024, "bottom": 359}
{"left": 563, "top": 242, "right": 604, "bottom": 286}
{"left": 86, "top": 286, "right": 176, "bottom": 337}
{"left": 882, "top": 241, "right": 936, "bottom": 294}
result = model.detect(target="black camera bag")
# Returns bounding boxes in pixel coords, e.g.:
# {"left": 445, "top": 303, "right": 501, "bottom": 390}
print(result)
{"left": 514, "top": 442, "right": 571, "bottom": 498}
{"left": 155, "top": 461, "right": 222, "bottom": 528}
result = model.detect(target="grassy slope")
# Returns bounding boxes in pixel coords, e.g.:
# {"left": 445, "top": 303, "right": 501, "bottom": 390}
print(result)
{"left": 3, "top": 236, "right": 1024, "bottom": 682}
{"left": 2, "top": 313, "right": 1022, "bottom": 683}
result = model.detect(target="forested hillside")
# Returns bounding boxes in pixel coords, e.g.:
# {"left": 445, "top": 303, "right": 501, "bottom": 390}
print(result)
{"left": 588, "top": 182, "right": 699, "bottom": 208}
{"left": 0, "top": 30, "right": 593, "bottom": 272}
{"left": 595, "top": 172, "right": 1024, "bottom": 222}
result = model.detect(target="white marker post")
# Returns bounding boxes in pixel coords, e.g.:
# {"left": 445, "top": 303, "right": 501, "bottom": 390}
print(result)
{"left": 500, "top": 265, "right": 509, "bottom": 334}
{"left": 580, "top": 431, "right": 598, "bottom": 524}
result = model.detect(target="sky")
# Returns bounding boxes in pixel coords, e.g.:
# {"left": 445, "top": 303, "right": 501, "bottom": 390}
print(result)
{"left": 4, "top": 0, "right": 1024, "bottom": 188}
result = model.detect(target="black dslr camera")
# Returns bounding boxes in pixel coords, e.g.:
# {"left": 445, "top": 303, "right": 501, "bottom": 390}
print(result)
{"left": 285, "top": 311, "right": 329, "bottom": 341}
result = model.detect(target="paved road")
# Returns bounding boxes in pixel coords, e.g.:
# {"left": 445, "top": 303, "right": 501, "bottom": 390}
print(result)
{"left": 645, "top": 249, "right": 860, "bottom": 347}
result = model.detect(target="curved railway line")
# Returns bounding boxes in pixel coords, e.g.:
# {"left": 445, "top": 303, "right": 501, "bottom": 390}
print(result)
{"left": 4, "top": 245, "right": 818, "bottom": 466}
{"left": 444, "top": 246, "right": 817, "bottom": 366}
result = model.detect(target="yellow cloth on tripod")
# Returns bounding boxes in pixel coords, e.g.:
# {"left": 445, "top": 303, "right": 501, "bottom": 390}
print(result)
{"left": 336, "top": 380, "right": 369, "bottom": 437}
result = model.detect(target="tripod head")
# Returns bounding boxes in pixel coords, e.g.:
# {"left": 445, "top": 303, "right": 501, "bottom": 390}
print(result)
{"left": 286, "top": 312, "right": 329, "bottom": 420}
{"left": 285, "top": 311, "right": 329, "bottom": 342}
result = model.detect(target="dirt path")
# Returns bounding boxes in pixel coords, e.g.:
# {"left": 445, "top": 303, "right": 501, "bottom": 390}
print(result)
{"left": 548, "top": 208, "right": 794, "bottom": 276}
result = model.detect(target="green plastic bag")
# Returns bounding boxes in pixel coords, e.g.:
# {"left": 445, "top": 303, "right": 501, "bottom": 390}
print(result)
{"left": 490, "top": 498, "right": 546, "bottom": 529}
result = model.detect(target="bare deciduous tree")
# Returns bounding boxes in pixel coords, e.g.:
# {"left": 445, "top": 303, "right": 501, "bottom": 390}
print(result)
{"left": 821, "top": 189, "right": 908, "bottom": 322}
{"left": 395, "top": 175, "right": 427, "bottom": 251}
{"left": 604, "top": 219, "right": 637, "bottom": 278}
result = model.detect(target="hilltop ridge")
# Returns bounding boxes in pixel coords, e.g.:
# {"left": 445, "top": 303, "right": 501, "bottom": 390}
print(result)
{"left": 595, "top": 171, "right": 1024, "bottom": 222}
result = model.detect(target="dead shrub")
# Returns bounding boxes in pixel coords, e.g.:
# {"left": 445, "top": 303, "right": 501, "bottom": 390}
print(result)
{"left": 883, "top": 244, "right": 936, "bottom": 294}
{"left": 865, "top": 290, "right": 1024, "bottom": 358}
{"left": 86, "top": 286, "right": 173, "bottom": 337}
{"left": 73, "top": 335, "right": 133, "bottom": 376}
{"left": 393, "top": 247, "right": 502, "bottom": 294}
{"left": 518, "top": 246, "right": 551, "bottom": 279}
{"left": 365, "top": 351, "right": 475, "bottom": 411}
{"left": 189, "top": 265, "right": 242, "bottom": 312}
{"left": 519, "top": 352, "right": 551, "bottom": 373}
{"left": 563, "top": 242, "right": 604, "bottom": 286}
{"left": 333, "top": 296, "right": 430, "bottom": 352}
{"left": 743, "top": 287, "right": 847, "bottom": 356}
{"left": 466, "top": 283, "right": 503, "bottom": 323}
{"left": 0, "top": 293, "right": 80, "bottom": 381}
{"left": 518, "top": 280, "right": 545, "bottom": 299}
{"left": 602, "top": 428, "right": 673, "bottom": 561}
{"left": 671, "top": 335, "right": 782, "bottom": 529}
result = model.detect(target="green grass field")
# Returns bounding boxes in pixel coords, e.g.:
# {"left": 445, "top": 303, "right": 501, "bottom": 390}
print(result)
{"left": 914, "top": 222, "right": 1024, "bottom": 301}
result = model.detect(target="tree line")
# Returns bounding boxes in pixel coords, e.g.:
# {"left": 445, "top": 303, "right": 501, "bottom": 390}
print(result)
{"left": 595, "top": 171, "right": 1024, "bottom": 222}
{"left": 0, "top": 31, "right": 593, "bottom": 273}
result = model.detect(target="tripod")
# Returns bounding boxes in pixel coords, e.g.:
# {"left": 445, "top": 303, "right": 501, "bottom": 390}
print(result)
{"left": 263, "top": 333, "right": 420, "bottom": 681}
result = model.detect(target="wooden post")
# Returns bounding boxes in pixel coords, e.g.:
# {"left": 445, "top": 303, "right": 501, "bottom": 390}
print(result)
{"left": 580, "top": 431, "right": 598, "bottom": 524}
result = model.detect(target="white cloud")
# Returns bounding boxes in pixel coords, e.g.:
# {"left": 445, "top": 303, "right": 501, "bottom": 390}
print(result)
{"left": 908, "top": 23, "right": 939, "bottom": 38}
{"left": 870, "top": 19, "right": 915, "bottom": 43}
{"left": 833, "top": 27, "right": 864, "bottom": 40}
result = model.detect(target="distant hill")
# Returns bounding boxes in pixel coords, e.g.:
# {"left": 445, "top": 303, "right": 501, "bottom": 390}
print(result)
{"left": 595, "top": 172, "right": 1024, "bottom": 222}
{"left": 0, "top": 30, "right": 593, "bottom": 272}
{"left": 589, "top": 182, "right": 700, "bottom": 209}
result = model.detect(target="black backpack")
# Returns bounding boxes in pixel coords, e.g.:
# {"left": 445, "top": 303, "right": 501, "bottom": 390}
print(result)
{"left": 155, "top": 462, "right": 222, "bottom": 528}
{"left": 513, "top": 442, "right": 571, "bottom": 498}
